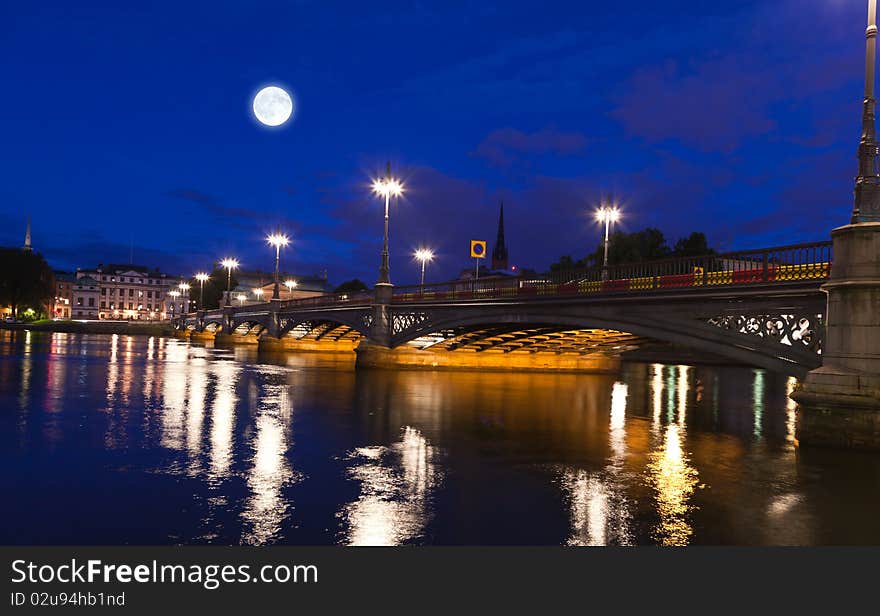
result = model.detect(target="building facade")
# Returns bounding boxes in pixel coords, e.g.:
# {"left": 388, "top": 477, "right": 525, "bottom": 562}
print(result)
{"left": 74, "top": 264, "right": 190, "bottom": 320}
{"left": 71, "top": 276, "right": 100, "bottom": 319}
{"left": 53, "top": 271, "right": 75, "bottom": 319}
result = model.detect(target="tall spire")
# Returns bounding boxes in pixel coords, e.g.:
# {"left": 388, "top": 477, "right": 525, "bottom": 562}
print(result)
{"left": 491, "top": 201, "right": 508, "bottom": 270}
{"left": 853, "top": 0, "right": 880, "bottom": 223}
{"left": 22, "top": 214, "right": 32, "bottom": 252}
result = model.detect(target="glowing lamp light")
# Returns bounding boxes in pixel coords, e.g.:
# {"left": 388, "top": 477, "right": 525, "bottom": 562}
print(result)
{"left": 194, "top": 273, "right": 210, "bottom": 283}
{"left": 414, "top": 248, "right": 434, "bottom": 264}
{"left": 595, "top": 206, "right": 621, "bottom": 224}
{"left": 266, "top": 232, "right": 290, "bottom": 248}
{"left": 372, "top": 177, "right": 404, "bottom": 198}
{"left": 284, "top": 279, "right": 298, "bottom": 290}
{"left": 253, "top": 288, "right": 264, "bottom": 299}
{"left": 221, "top": 258, "right": 239, "bottom": 270}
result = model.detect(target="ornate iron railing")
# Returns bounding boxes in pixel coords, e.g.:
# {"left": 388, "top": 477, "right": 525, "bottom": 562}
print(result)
{"left": 391, "top": 240, "right": 832, "bottom": 303}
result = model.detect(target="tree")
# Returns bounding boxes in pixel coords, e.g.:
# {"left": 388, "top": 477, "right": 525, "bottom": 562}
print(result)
{"left": 548, "top": 228, "right": 716, "bottom": 272}
{"left": 672, "top": 232, "right": 714, "bottom": 257}
{"left": 199, "top": 268, "right": 238, "bottom": 309}
{"left": 333, "top": 279, "right": 369, "bottom": 294}
{"left": 0, "top": 248, "right": 54, "bottom": 318}
{"left": 549, "top": 255, "right": 587, "bottom": 272}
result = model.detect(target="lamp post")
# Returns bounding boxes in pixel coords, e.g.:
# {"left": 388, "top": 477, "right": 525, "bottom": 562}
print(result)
{"left": 194, "top": 272, "right": 209, "bottom": 310}
{"left": 372, "top": 162, "right": 404, "bottom": 286}
{"left": 854, "top": 0, "right": 880, "bottom": 223}
{"left": 253, "top": 288, "right": 264, "bottom": 303}
{"left": 266, "top": 231, "right": 290, "bottom": 300}
{"left": 595, "top": 205, "right": 621, "bottom": 280}
{"left": 414, "top": 248, "right": 434, "bottom": 292}
{"left": 236, "top": 293, "right": 247, "bottom": 307}
{"left": 168, "top": 290, "right": 180, "bottom": 320}
{"left": 178, "top": 282, "right": 191, "bottom": 314}
{"left": 284, "top": 279, "right": 297, "bottom": 299}
{"left": 220, "top": 258, "right": 239, "bottom": 306}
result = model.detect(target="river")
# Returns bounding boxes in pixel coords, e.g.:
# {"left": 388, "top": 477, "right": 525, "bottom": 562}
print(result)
{"left": 2, "top": 330, "right": 879, "bottom": 545}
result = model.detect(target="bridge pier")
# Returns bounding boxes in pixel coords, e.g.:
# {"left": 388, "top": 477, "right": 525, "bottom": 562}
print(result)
{"left": 369, "top": 283, "right": 393, "bottom": 347}
{"left": 794, "top": 224, "right": 880, "bottom": 449}
{"left": 355, "top": 342, "right": 621, "bottom": 373}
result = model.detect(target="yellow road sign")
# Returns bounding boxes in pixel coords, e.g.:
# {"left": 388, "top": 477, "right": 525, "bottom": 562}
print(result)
{"left": 470, "top": 240, "right": 487, "bottom": 259}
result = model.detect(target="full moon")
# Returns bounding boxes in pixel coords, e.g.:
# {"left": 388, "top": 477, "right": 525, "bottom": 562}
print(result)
{"left": 252, "top": 86, "right": 293, "bottom": 127}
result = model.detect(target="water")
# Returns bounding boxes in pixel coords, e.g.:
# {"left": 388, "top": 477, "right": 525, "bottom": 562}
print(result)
{"left": 2, "top": 330, "right": 879, "bottom": 546}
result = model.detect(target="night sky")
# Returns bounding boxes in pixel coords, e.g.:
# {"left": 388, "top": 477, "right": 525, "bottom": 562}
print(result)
{"left": 0, "top": 1, "right": 868, "bottom": 285}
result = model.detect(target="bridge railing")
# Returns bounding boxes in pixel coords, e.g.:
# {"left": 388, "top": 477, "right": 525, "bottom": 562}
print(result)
{"left": 391, "top": 240, "right": 832, "bottom": 303}
{"left": 274, "top": 291, "right": 373, "bottom": 309}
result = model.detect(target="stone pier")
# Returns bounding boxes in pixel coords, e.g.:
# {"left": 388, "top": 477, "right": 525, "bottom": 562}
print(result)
{"left": 794, "top": 223, "right": 880, "bottom": 449}
{"left": 355, "top": 341, "right": 621, "bottom": 373}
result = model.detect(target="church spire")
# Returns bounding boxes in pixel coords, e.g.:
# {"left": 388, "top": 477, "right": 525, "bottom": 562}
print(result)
{"left": 23, "top": 214, "right": 32, "bottom": 252}
{"left": 491, "top": 201, "right": 508, "bottom": 270}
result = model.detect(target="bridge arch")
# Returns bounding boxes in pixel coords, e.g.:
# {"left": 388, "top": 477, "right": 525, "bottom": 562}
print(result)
{"left": 278, "top": 312, "right": 371, "bottom": 340}
{"left": 390, "top": 308, "right": 820, "bottom": 376}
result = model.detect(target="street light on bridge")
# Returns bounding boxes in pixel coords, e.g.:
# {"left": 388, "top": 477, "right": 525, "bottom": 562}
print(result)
{"left": 413, "top": 248, "right": 434, "bottom": 291}
{"left": 266, "top": 231, "right": 290, "bottom": 300}
{"left": 236, "top": 293, "right": 247, "bottom": 306}
{"left": 194, "top": 272, "right": 209, "bottom": 310}
{"left": 220, "top": 258, "right": 239, "bottom": 306}
{"left": 372, "top": 162, "right": 404, "bottom": 286}
{"left": 284, "top": 279, "right": 298, "bottom": 298}
{"left": 253, "top": 287, "right": 264, "bottom": 302}
{"left": 178, "top": 282, "right": 191, "bottom": 313}
{"left": 168, "top": 290, "right": 180, "bottom": 319}
{"left": 595, "top": 205, "right": 621, "bottom": 280}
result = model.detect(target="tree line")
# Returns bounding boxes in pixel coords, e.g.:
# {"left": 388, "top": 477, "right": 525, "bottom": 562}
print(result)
{"left": 549, "top": 229, "right": 714, "bottom": 272}
{"left": 0, "top": 248, "right": 54, "bottom": 319}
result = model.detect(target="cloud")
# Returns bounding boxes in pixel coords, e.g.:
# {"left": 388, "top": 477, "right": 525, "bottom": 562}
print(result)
{"left": 166, "top": 189, "right": 260, "bottom": 221}
{"left": 472, "top": 126, "right": 588, "bottom": 168}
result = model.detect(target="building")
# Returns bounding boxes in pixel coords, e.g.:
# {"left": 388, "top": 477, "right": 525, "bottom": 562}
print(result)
{"left": 226, "top": 269, "right": 331, "bottom": 305}
{"left": 22, "top": 215, "right": 32, "bottom": 253}
{"left": 76, "top": 264, "right": 190, "bottom": 320}
{"left": 71, "top": 276, "right": 100, "bottom": 319}
{"left": 491, "top": 202, "right": 508, "bottom": 270}
{"left": 53, "top": 271, "right": 75, "bottom": 319}
{"left": 456, "top": 202, "right": 518, "bottom": 285}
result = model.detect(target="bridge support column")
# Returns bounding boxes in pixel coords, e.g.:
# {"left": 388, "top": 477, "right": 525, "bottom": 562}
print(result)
{"left": 793, "top": 223, "right": 880, "bottom": 449}
{"left": 222, "top": 307, "right": 235, "bottom": 335}
{"left": 266, "top": 304, "right": 281, "bottom": 339}
{"left": 368, "top": 283, "right": 393, "bottom": 347}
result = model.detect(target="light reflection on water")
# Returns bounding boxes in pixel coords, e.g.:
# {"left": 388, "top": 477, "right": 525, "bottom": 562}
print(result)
{"left": 340, "top": 426, "right": 439, "bottom": 546}
{"left": 2, "top": 330, "right": 880, "bottom": 546}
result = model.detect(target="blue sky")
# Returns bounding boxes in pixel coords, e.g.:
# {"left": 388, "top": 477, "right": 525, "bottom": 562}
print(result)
{"left": 0, "top": 0, "right": 868, "bottom": 284}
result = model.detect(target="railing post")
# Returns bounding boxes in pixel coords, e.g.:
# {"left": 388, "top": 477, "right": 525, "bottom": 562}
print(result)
{"left": 762, "top": 251, "right": 769, "bottom": 282}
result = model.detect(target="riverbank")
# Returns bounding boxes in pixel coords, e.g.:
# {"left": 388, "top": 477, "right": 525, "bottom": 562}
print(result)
{"left": 0, "top": 320, "right": 174, "bottom": 336}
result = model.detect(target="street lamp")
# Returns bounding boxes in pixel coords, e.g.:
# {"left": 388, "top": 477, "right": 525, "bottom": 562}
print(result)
{"left": 236, "top": 293, "right": 247, "bottom": 306}
{"left": 595, "top": 205, "right": 621, "bottom": 280}
{"left": 413, "top": 248, "right": 434, "bottom": 291}
{"left": 266, "top": 231, "right": 290, "bottom": 300}
{"left": 194, "top": 272, "right": 209, "bottom": 310}
{"left": 253, "top": 287, "right": 264, "bottom": 302}
{"left": 372, "top": 161, "right": 404, "bottom": 286}
{"left": 178, "top": 282, "right": 191, "bottom": 314}
{"left": 284, "top": 279, "right": 298, "bottom": 298}
{"left": 220, "top": 258, "right": 239, "bottom": 306}
{"left": 853, "top": 0, "right": 880, "bottom": 223}
{"left": 168, "top": 290, "right": 180, "bottom": 319}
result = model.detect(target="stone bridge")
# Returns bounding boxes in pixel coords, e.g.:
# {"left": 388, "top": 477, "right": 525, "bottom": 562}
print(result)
{"left": 176, "top": 241, "right": 830, "bottom": 376}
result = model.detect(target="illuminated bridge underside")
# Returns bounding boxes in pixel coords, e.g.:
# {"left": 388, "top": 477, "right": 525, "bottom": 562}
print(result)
{"left": 179, "top": 280, "right": 826, "bottom": 375}
{"left": 409, "top": 325, "right": 646, "bottom": 355}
